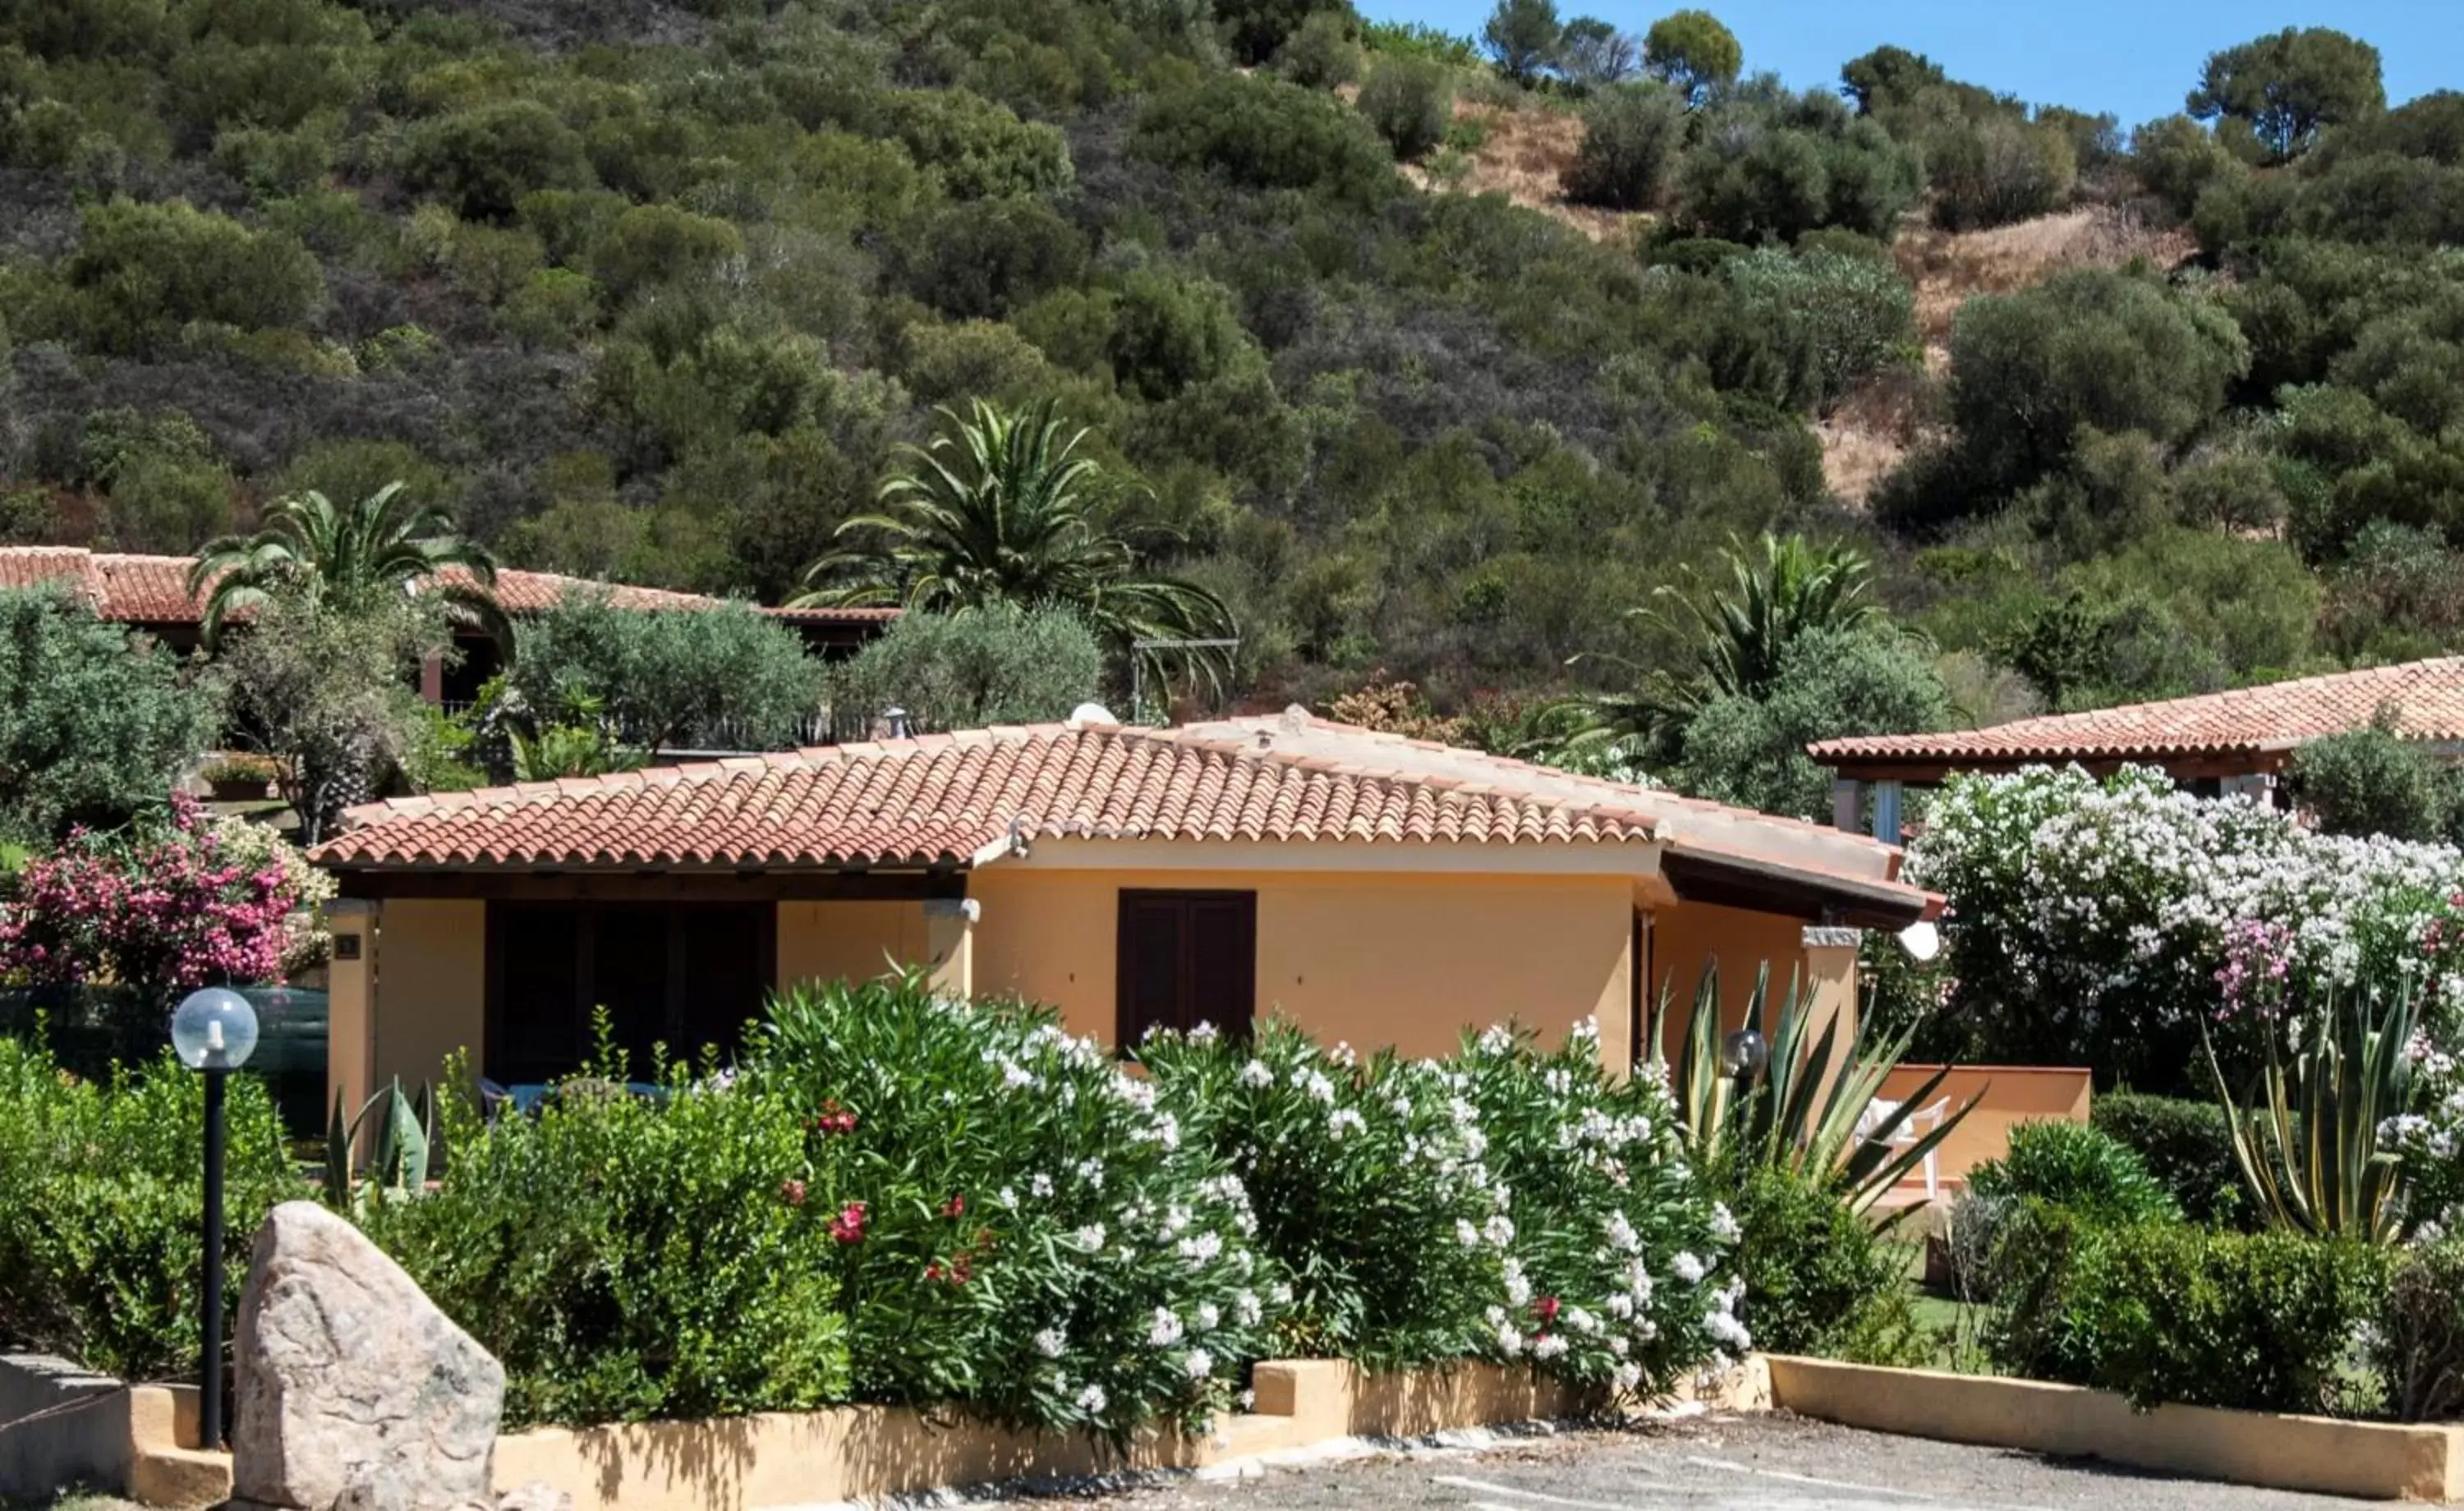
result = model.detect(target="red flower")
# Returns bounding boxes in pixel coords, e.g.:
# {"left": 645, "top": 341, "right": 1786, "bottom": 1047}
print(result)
{"left": 829, "top": 1201, "right": 868, "bottom": 1244}
{"left": 812, "top": 1100, "right": 858, "bottom": 1136}
{"left": 941, "top": 1193, "right": 966, "bottom": 1219}
{"left": 779, "top": 1178, "right": 807, "bottom": 1207}
{"left": 924, "top": 1261, "right": 945, "bottom": 1282}
{"left": 1533, "top": 1296, "right": 1561, "bottom": 1326}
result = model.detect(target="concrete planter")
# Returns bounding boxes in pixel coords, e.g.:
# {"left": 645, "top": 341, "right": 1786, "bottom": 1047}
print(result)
{"left": 41, "top": 1352, "right": 1760, "bottom": 1511}
{"left": 1766, "top": 1355, "right": 2464, "bottom": 1503}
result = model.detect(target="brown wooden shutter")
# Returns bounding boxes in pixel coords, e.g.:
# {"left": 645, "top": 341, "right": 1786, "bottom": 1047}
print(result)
{"left": 1117, "top": 890, "right": 1256, "bottom": 1045}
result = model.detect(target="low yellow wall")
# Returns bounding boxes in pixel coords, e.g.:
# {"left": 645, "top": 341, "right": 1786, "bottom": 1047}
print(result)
{"left": 971, "top": 868, "right": 1633, "bottom": 1071}
{"left": 488, "top": 1359, "right": 1599, "bottom": 1511}
{"left": 370, "top": 899, "right": 486, "bottom": 1095}
{"left": 1767, "top": 1355, "right": 2464, "bottom": 1503}
{"left": 1877, "top": 1064, "right": 2093, "bottom": 1185}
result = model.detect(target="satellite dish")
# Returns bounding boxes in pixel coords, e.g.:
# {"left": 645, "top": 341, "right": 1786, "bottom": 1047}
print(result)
{"left": 1070, "top": 702, "right": 1119, "bottom": 727}
{"left": 1897, "top": 920, "right": 1942, "bottom": 963}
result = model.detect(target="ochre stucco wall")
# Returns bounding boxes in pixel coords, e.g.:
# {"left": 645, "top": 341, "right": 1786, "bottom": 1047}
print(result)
{"left": 370, "top": 898, "right": 485, "bottom": 1095}
{"left": 1648, "top": 902, "right": 1814, "bottom": 1061}
{"left": 969, "top": 868, "right": 1635, "bottom": 1072}
{"left": 775, "top": 901, "right": 928, "bottom": 990}
{"left": 1878, "top": 1063, "right": 2093, "bottom": 1186}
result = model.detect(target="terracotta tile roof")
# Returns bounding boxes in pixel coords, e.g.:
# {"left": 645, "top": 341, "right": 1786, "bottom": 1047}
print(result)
{"left": 312, "top": 710, "right": 1924, "bottom": 926}
{"left": 760, "top": 604, "right": 907, "bottom": 626}
{"left": 1810, "top": 657, "right": 2464, "bottom": 768}
{"left": 0, "top": 548, "right": 207, "bottom": 622}
{"left": 0, "top": 548, "right": 868, "bottom": 625}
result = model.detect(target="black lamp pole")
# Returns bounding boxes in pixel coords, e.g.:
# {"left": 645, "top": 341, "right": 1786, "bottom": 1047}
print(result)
{"left": 200, "top": 1063, "right": 228, "bottom": 1449}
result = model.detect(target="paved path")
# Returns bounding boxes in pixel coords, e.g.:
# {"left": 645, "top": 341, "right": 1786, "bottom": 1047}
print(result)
{"left": 1003, "top": 1412, "right": 2396, "bottom": 1511}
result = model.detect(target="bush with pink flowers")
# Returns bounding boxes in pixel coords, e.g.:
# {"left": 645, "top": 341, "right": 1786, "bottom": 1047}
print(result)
{"left": 0, "top": 795, "right": 303, "bottom": 1010}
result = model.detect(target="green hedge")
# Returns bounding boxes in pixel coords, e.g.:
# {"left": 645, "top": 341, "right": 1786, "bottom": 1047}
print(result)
{"left": 1967, "top": 1120, "right": 2181, "bottom": 1225}
{"left": 1988, "top": 1209, "right": 2389, "bottom": 1415}
{"left": 1722, "top": 1164, "right": 1924, "bottom": 1365}
{"left": 0, "top": 1039, "right": 297, "bottom": 1379}
{"left": 2091, "top": 1092, "right": 2250, "bottom": 1226}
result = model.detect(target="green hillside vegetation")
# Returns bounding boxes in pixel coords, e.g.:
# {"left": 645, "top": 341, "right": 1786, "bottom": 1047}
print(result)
{"left": 2, "top": 0, "right": 2462, "bottom": 811}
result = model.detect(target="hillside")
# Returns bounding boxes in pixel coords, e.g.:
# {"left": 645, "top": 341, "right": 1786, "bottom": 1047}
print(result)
{"left": 2, "top": 4, "right": 2462, "bottom": 737}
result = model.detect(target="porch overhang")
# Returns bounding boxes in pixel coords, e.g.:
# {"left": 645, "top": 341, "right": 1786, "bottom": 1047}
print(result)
{"left": 1657, "top": 844, "right": 1928, "bottom": 931}
{"left": 328, "top": 864, "right": 970, "bottom": 901}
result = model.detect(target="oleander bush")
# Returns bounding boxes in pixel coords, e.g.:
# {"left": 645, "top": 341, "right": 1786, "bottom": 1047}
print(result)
{"left": 0, "top": 1038, "right": 295, "bottom": 1379}
{"left": 360, "top": 1041, "right": 853, "bottom": 1429}
{"left": 1143, "top": 1016, "right": 1743, "bottom": 1401}
{"left": 747, "top": 972, "right": 1281, "bottom": 1439}
{"left": 1988, "top": 1207, "right": 2391, "bottom": 1414}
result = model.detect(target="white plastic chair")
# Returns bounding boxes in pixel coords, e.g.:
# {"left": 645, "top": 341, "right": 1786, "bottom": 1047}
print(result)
{"left": 1858, "top": 1095, "right": 1951, "bottom": 1201}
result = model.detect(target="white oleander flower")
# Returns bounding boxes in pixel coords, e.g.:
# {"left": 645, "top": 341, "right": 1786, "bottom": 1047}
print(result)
{"left": 1148, "top": 1308, "right": 1185, "bottom": 1347}
{"left": 1035, "top": 1328, "right": 1067, "bottom": 1358}
{"left": 1184, "top": 1348, "right": 1215, "bottom": 1380}
{"left": 1077, "top": 1383, "right": 1108, "bottom": 1413}
{"left": 1671, "top": 1251, "right": 1707, "bottom": 1284}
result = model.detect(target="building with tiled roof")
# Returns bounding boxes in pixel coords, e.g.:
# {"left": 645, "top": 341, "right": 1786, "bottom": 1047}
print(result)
{"left": 1809, "top": 656, "right": 2464, "bottom": 837}
{"left": 0, "top": 548, "right": 896, "bottom": 691}
{"left": 316, "top": 707, "right": 1929, "bottom": 1113}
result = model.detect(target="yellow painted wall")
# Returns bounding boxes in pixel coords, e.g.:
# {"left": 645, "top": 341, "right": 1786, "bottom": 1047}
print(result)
{"left": 371, "top": 899, "right": 485, "bottom": 1094}
{"left": 776, "top": 901, "right": 928, "bottom": 990}
{"left": 1648, "top": 902, "right": 1810, "bottom": 1060}
{"left": 1878, "top": 1063, "right": 2093, "bottom": 1185}
{"left": 970, "top": 869, "right": 1634, "bottom": 1071}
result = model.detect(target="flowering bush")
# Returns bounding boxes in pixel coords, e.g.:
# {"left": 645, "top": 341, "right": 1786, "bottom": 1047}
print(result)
{"left": 0, "top": 1037, "right": 295, "bottom": 1379}
{"left": 0, "top": 795, "right": 304, "bottom": 1007}
{"left": 363, "top": 1044, "right": 851, "bottom": 1428}
{"left": 1144, "top": 1017, "right": 1741, "bottom": 1402}
{"left": 1907, "top": 765, "right": 2464, "bottom": 1089}
{"left": 747, "top": 973, "right": 1282, "bottom": 1439}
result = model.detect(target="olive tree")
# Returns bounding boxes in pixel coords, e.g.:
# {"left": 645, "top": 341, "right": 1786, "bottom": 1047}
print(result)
{"left": 509, "top": 594, "right": 825, "bottom": 756}
{"left": 0, "top": 586, "right": 216, "bottom": 842}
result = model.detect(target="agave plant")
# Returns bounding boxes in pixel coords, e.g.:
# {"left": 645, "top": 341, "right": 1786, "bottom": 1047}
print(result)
{"left": 2210, "top": 989, "right": 2418, "bottom": 1243}
{"left": 324, "top": 1078, "right": 438, "bottom": 1212}
{"left": 1649, "top": 961, "right": 1974, "bottom": 1215}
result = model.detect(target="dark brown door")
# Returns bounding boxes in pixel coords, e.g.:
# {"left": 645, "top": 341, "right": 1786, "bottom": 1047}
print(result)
{"left": 1117, "top": 890, "right": 1256, "bottom": 1045}
{"left": 486, "top": 901, "right": 775, "bottom": 1085}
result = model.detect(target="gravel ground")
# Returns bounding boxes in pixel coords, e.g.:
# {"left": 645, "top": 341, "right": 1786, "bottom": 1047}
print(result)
{"left": 980, "top": 1412, "right": 2397, "bottom": 1511}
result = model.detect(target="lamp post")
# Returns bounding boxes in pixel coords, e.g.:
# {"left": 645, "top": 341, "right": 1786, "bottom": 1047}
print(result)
{"left": 171, "top": 987, "right": 259, "bottom": 1450}
{"left": 1720, "top": 1026, "right": 1768, "bottom": 1114}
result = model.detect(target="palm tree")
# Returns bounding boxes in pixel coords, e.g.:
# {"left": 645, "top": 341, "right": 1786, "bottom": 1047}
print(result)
{"left": 793, "top": 398, "right": 1234, "bottom": 696}
{"left": 188, "top": 481, "right": 507, "bottom": 648}
{"left": 1531, "top": 532, "right": 1886, "bottom": 766}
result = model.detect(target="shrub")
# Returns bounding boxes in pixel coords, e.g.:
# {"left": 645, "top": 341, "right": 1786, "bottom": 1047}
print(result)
{"left": 2292, "top": 714, "right": 2450, "bottom": 843}
{"left": 1673, "top": 91, "right": 1923, "bottom": 244}
{"left": 1988, "top": 1210, "right": 2388, "bottom": 1414}
{"left": 1965, "top": 1121, "right": 2180, "bottom": 1225}
{"left": 1674, "top": 627, "right": 1948, "bottom": 820}
{"left": 747, "top": 975, "right": 1280, "bottom": 1437}
{"left": 1108, "top": 267, "right": 1265, "bottom": 401}
{"left": 1274, "top": 10, "right": 1359, "bottom": 90}
{"left": 882, "top": 88, "right": 1072, "bottom": 200}
{"left": 0, "top": 1040, "right": 295, "bottom": 1380}
{"left": 509, "top": 595, "right": 825, "bottom": 757}
{"left": 2131, "top": 113, "right": 2241, "bottom": 218}
{"left": 1136, "top": 72, "right": 1395, "bottom": 202}
{"left": 1561, "top": 82, "right": 1685, "bottom": 211}
{"left": 898, "top": 196, "right": 1087, "bottom": 322}
{"left": 400, "top": 99, "right": 594, "bottom": 222}
{"left": 1355, "top": 56, "right": 1450, "bottom": 163}
{"left": 1927, "top": 116, "right": 2076, "bottom": 232}
{"left": 1722, "top": 1164, "right": 1922, "bottom": 1364}
{"left": 830, "top": 603, "right": 1102, "bottom": 732}
{"left": 1945, "top": 268, "right": 2250, "bottom": 491}
{"left": 1143, "top": 1016, "right": 1744, "bottom": 1397}
{"left": 0, "top": 586, "right": 216, "bottom": 841}
{"left": 0, "top": 794, "right": 301, "bottom": 1030}
{"left": 1720, "top": 247, "right": 1914, "bottom": 411}
{"left": 362, "top": 1045, "right": 852, "bottom": 1427}
{"left": 2090, "top": 1093, "right": 2248, "bottom": 1227}
{"left": 591, "top": 204, "right": 743, "bottom": 304}
{"left": 63, "top": 200, "right": 323, "bottom": 356}
{"left": 2380, "top": 1241, "right": 2464, "bottom": 1421}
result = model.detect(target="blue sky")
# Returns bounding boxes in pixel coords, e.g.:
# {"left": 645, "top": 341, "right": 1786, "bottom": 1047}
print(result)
{"left": 1351, "top": 0, "right": 2457, "bottom": 130}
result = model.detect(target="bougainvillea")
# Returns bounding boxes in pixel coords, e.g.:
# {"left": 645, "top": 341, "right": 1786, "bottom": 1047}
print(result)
{"left": 0, "top": 795, "right": 301, "bottom": 1004}
{"left": 1905, "top": 765, "right": 2464, "bottom": 1090}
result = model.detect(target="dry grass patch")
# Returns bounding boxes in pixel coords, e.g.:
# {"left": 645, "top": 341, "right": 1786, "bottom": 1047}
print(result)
{"left": 1818, "top": 367, "right": 1934, "bottom": 507}
{"left": 1402, "top": 99, "right": 1641, "bottom": 243}
{"left": 1893, "top": 204, "right": 2198, "bottom": 356}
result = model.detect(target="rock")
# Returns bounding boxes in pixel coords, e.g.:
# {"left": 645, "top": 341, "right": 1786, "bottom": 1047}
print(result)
{"left": 493, "top": 1481, "right": 572, "bottom": 1511}
{"left": 234, "top": 1201, "right": 504, "bottom": 1511}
